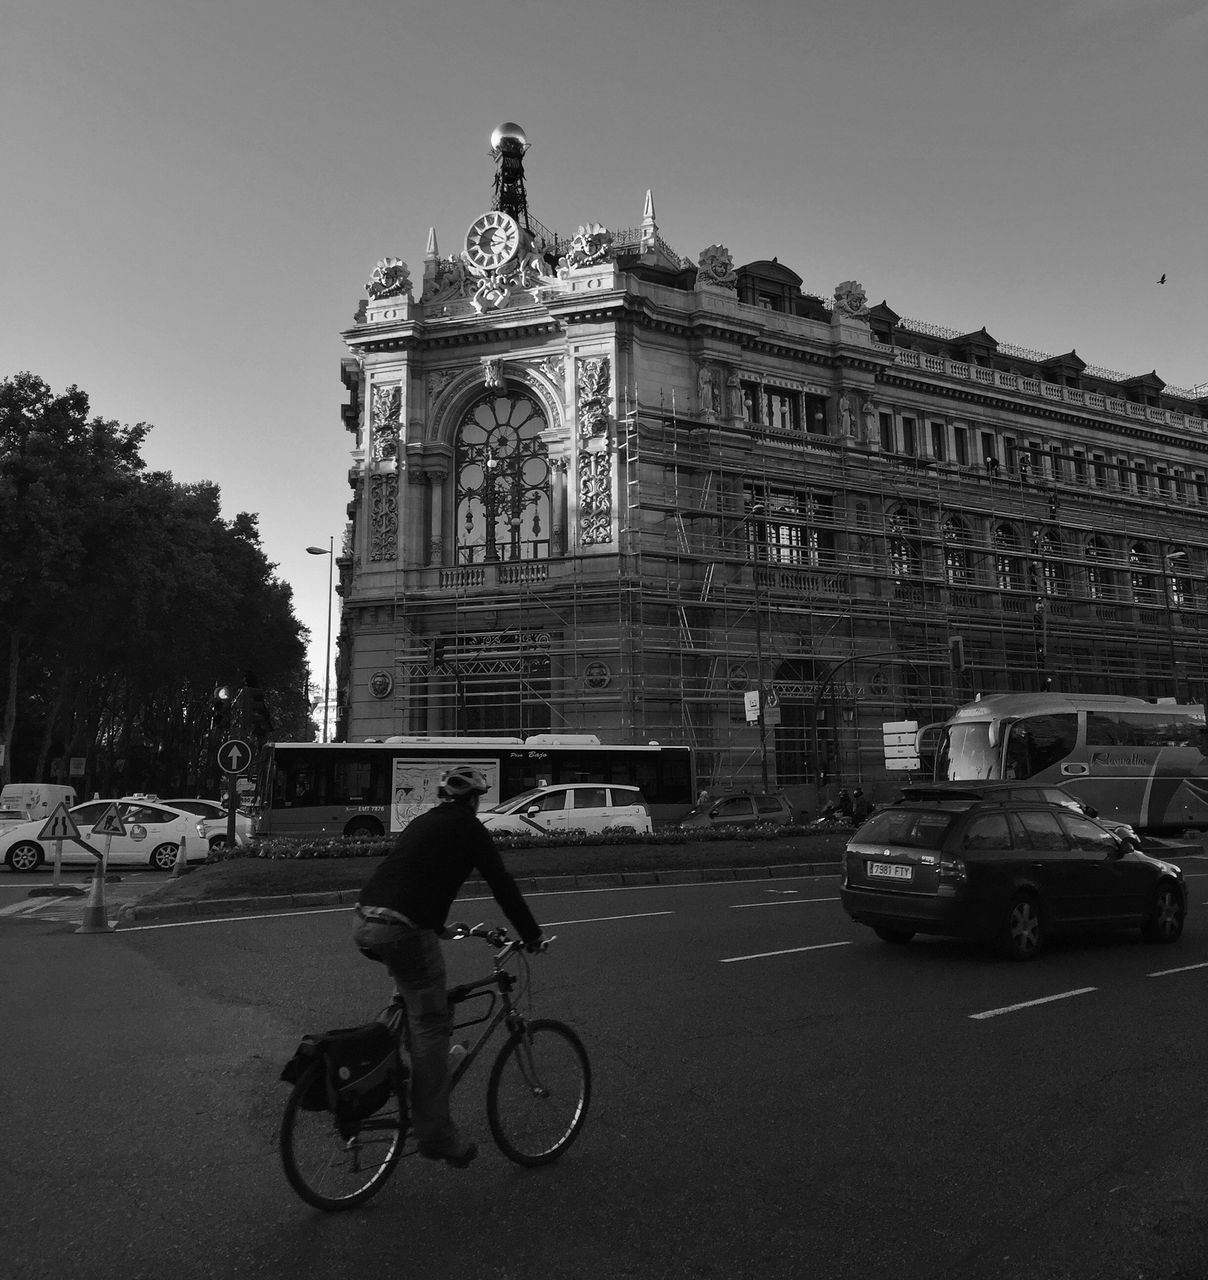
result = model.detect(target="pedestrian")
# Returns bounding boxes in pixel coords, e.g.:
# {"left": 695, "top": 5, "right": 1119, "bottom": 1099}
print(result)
{"left": 837, "top": 789, "right": 854, "bottom": 819}
{"left": 852, "top": 788, "right": 871, "bottom": 821}
{"left": 352, "top": 765, "right": 545, "bottom": 1169}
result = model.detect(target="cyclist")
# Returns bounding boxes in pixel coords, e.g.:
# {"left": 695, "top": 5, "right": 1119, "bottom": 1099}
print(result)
{"left": 352, "top": 765, "right": 545, "bottom": 1169}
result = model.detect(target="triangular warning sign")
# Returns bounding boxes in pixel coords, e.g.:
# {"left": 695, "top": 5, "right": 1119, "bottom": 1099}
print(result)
{"left": 91, "top": 802, "right": 127, "bottom": 837}
{"left": 38, "top": 801, "right": 81, "bottom": 842}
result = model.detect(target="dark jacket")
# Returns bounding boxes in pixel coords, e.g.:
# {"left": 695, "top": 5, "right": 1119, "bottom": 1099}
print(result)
{"left": 358, "top": 801, "right": 540, "bottom": 944}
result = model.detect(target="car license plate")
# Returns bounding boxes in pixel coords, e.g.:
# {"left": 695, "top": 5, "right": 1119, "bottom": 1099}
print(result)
{"left": 868, "top": 862, "right": 912, "bottom": 881}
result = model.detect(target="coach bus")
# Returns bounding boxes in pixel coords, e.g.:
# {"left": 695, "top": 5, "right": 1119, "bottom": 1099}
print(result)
{"left": 250, "top": 735, "right": 695, "bottom": 839}
{"left": 920, "top": 692, "right": 1208, "bottom": 832}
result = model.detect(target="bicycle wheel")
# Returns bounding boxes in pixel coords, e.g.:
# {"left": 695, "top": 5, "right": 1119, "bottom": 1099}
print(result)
{"left": 279, "top": 1060, "right": 408, "bottom": 1211}
{"left": 486, "top": 1019, "right": 591, "bottom": 1166}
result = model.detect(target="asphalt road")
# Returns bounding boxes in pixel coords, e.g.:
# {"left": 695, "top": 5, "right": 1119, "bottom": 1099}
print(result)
{"left": 5, "top": 864, "right": 1208, "bottom": 1280}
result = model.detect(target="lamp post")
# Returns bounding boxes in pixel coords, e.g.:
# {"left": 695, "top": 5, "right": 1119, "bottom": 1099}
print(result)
{"left": 306, "top": 538, "right": 334, "bottom": 742}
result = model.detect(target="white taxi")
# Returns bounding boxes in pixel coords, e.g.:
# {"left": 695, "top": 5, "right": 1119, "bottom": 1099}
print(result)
{"left": 478, "top": 783, "right": 653, "bottom": 837}
{"left": 0, "top": 798, "right": 201, "bottom": 872}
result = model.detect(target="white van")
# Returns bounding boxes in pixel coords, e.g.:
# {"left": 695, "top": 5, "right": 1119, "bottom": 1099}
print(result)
{"left": 0, "top": 783, "right": 77, "bottom": 822}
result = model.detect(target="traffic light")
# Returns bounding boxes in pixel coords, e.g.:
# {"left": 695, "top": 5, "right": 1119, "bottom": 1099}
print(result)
{"left": 950, "top": 636, "right": 967, "bottom": 673}
{"left": 210, "top": 688, "right": 231, "bottom": 732}
{"left": 244, "top": 671, "right": 273, "bottom": 739}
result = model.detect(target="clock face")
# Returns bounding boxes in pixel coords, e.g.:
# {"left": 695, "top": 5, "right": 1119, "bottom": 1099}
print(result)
{"left": 464, "top": 211, "right": 521, "bottom": 271}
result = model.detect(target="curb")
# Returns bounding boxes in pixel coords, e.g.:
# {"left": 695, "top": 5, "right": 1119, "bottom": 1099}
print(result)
{"left": 117, "top": 861, "right": 842, "bottom": 925}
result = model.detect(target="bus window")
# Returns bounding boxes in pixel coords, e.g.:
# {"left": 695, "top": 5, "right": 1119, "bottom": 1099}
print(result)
{"left": 1087, "top": 711, "right": 1205, "bottom": 749}
{"left": 936, "top": 722, "right": 997, "bottom": 780}
{"left": 1004, "top": 714, "right": 1078, "bottom": 779}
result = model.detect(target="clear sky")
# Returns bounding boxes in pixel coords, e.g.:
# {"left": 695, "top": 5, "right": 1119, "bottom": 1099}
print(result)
{"left": 5, "top": 0, "right": 1206, "bottom": 701}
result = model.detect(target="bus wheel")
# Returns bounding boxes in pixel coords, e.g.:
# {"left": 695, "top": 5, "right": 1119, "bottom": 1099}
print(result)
{"left": 344, "top": 818, "right": 384, "bottom": 839}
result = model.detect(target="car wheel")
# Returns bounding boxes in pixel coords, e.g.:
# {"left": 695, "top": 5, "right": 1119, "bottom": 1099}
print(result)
{"left": 873, "top": 926, "right": 915, "bottom": 945}
{"left": 1002, "top": 893, "right": 1044, "bottom": 961}
{"left": 208, "top": 835, "right": 230, "bottom": 852}
{"left": 5, "top": 841, "right": 44, "bottom": 872}
{"left": 150, "top": 843, "right": 179, "bottom": 871}
{"left": 344, "top": 818, "right": 383, "bottom": 839}
{"left": 1142, "top": 881, "right": 1185, "bottom": 943}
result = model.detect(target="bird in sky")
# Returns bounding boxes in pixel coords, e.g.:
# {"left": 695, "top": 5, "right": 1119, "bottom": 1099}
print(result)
{"left": 1158, "top": 273, "right": 1167, "bottom": 284}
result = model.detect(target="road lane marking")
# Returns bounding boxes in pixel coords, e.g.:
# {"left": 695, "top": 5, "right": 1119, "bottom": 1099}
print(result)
{"left": 0, "top": 896, "right": 82, "bottom": 917}
{"left": 969, "top": 987, "right": 1097, "bottom": 1020}
{"left": 1148, "top": 960, "right": 1208, "bottom": 977}
{"left": 118, "top": 906, "right": 676, "bottom": 933}
{"left": 542, "top": 911, "right": 674, "bottom": 926}
{"left": 730, "top": 896, "right": 838, "bottom": 909}
{"left": 721, "top": 941, "right": 851, "bottom": 963}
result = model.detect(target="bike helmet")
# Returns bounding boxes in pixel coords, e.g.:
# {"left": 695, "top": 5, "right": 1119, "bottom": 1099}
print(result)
{"left": 438, "top": 765, "right": 491, "bottom": 800}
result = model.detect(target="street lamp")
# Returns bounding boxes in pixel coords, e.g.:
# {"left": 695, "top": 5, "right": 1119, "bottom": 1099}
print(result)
{"left": 306, "top": 538, "right": 334, "bottom": 742}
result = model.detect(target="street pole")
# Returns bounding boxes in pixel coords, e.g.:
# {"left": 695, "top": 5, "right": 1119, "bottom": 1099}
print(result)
{"left": 1162, "top": 549, "right": 1185, "bottom": 703}
{"left": 306, "top": 538, "right": 334, "bottom": 742}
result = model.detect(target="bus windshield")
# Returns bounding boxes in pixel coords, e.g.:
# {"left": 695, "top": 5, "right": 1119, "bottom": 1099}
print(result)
{"left": 935, "top": 722, "right": 997, "bottom": 781}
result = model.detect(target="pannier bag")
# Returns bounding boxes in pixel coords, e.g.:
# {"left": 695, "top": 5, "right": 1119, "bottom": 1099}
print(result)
{"left": 280, "top": 1022, "right": 401, "bottom": 1124}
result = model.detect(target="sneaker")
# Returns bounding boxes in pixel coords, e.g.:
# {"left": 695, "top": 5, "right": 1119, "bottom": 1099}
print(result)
{"left": 418, "top": 1140, "right": 478, "bottom": 1169}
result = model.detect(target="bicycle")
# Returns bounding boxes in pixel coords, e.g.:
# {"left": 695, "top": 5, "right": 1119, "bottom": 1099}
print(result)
{"left": 279, "top": 922, "right": 592, "bottom": 1211}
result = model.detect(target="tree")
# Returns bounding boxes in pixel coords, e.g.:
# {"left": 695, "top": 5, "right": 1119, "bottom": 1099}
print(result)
{"left": 0, "top": 373, "right": 313, "bottom": 793}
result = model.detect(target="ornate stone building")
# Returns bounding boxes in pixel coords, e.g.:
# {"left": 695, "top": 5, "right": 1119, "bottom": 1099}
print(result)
{"left": 333, "top": 123, "right": 1208, "bottom": 807}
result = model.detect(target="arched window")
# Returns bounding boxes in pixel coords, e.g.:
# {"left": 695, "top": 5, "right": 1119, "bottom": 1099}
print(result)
{"left": 1129, "top": 542, "right": 1159, "bottom": 605}
{"left": 455, "top": 391, "right": 552, "bottom": 564}
{"left": 1031, "top": 528, "right": 1065, "bottom": 596}
{"left": 888, "top": 507, "right": 922, "bottom": 579}
{"left": 941, "top": 514, "right": 971, "bottom": 585}
{"left": 994, "top": 524, "right": 1023, "bottom": 592}
{"left": 1085, "top": 535, "right": 1110, "bottom": 601}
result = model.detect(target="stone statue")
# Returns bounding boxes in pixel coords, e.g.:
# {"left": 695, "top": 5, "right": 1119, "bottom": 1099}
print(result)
{"left": 833, "top": 280, "right": 870, "bottom": 318}
{"left": 366, "top": 257, "right": 411, "bottom": 300}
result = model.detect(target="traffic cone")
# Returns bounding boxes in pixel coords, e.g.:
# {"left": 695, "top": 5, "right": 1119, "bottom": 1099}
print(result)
{"left": 75, "top": 864, "right": 116, "bottom": 934}
{"left": 170, "top": 831, "right": 189, "bottom": 879}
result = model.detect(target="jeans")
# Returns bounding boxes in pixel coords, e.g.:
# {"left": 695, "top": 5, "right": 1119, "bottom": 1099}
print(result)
{"left": 351, "top": 916, "right": 463, "bottom": 1153}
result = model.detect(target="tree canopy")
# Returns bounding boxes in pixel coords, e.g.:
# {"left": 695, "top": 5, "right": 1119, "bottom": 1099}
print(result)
{"left": 0, "top": 372, "right": 313, "bottom": 796}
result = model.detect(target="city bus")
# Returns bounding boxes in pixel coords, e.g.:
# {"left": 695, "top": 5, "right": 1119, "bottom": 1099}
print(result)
{"left": 250, "top": 735, "right": 696, "bottom": 839}
{"left": 920, "top": 692, "right": 1208, "bottom": 832}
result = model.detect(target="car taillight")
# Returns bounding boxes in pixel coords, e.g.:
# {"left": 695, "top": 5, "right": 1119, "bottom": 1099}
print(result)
{"left": 196, "top": 821, "right": 207, "bottom": 839}
{"left": 938, "top": 855, "right": 967, "bottom": 885}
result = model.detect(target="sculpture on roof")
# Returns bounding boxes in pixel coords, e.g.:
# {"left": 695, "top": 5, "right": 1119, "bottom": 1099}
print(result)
{"left": 696, "top": 244, "right": 737, "bottom": 291}
{"left": 833, "top": 280, "right": 870, "bottom": 319}
{"left": 562, "top": 223, "right": 614, "bottom": 270}
{"left": 366, "top": 257, "right": 412, "bottom": 300}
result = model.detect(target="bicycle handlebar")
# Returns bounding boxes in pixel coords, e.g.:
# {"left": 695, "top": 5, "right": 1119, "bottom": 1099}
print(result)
{"left": 446, "top": 921, "right": 552, "bottom": 953}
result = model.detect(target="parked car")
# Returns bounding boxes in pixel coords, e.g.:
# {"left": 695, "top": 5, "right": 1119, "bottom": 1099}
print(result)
{"left": 679, "top": 792, "right": 795, "bottom": 830}
{"left": 479, "top": 784, "right": 653, "bottom": 837}
{"left": 161, "top": 797, "right": 254, "bottom": 850}
{"left": 0, "top": 798, "right": 204, "bottom": 872}
{"left": 840, "top": 793, "right": 1186, "bottom": 960}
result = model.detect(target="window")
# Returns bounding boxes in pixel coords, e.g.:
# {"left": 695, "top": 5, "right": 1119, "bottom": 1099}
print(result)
{"left": 455, "top": 390, "right": 552, "bottom": 564}
{"left": 954, "top": 427, "right": 969, "bottom": 466}
{"left": 961, "top": 813, "right": 1013, "bottom": 850}
{"left": 1073, "top": 450, "right": 1088, "bottom": 484}
{"left": 713, "top": 796, "right": 754, "bottom": 820}
{"left": 1130, "top": 543, "right": 1158, "bottom": 604}
{"left": 901, "top": 416, "right": 917, "bottom": 456}
{"left": 745, "top": 486, "right": 834, "bottom": 567}
{"left": 1005, "top": 714, "right": 1078, "bottom": 777}
{"left": 981, "top": 432, "right": 998, "bottom": 469}
{"left": 942, "top": 515, "right": 971, "bottom": 585}
{"left": 1057, "top": 813, "right": 1120, "bottom": 855}
{"left": 1167, "top": 550, "right": 1188, "bottom": 608}
{"left": 1156, "top": 465, "right": 1170, "bottom": 497}
{"left": 1116, "top": 458, "right": 1131, "bottom": 492}
{"left": 1134, "top": 462, "right": 1149, "bottom": 495}
{"left": 1032, "top": 529, "right": 1065, "bottom": 596}
{"left": 1092, "top": 454, "right": 1108, "bottom": 487}
{"left": 880, "top": 412, "right": 895, "bottom": 453}
{"left": 930, "top": 422, "right": 946, "bottom": 461}
{"left": 740, "top": 380, "right": 762, "bottom": 423}
{"left": 1195, "top": 474, "right": 1207, "bottom": 504}
{"left": 763, "top": 386, "right": 801, "bottom": 432}
{"left": 888, "top": 507, "right": 923, "bottom": 579}
{"left": 1085, "top": 536, "right": 1110, "bottom": 601}
{"left": 1004, "top": 437, "right": 1018, "bottom": 474}
{"left": 572, "top": 787, "right": 608, "bottom": 809}
{"left": 1014, "top": 810, "right": 1071, "bottom": 852}
{"left": 994, "top": 524, "right": 1024, "bottom": 591}
{"left": 1050, "top": 445, "right": 1064, "bottom": 483}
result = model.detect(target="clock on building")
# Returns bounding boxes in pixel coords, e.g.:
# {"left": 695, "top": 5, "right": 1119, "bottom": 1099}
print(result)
{"left": 464, "top": 210, "right": 522, "bottom": 272}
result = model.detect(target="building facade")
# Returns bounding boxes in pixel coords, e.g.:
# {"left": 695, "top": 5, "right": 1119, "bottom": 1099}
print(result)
{"left": 334, "top": 125, "right": 1208, "bottom": 809}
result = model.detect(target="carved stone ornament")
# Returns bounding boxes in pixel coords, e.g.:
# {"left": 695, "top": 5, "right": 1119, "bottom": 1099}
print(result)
{"left": 366, "top": 257, "right": 412, "bottom": 300}
{"left": 561, "top": 223, "right": 614, "bottom": 270}
{"left": 582, "top": 661, "right": 612, "bottom": 690}
{"left": 576, "top": 356, "right": 611, "bottom": 439}
{"left": 371, "top": 384, "right": 401, "bottom": 462}
{"left": 369, "top": 472, "right": 399, "bottom": 562}
{"left": 422, "top": 256, "right": 472, "bottom": 306}
{"left": 833, "top": 280, "right": 870, "bottom": 318}
{"left": 481, "top": 357, "right": 505, "bottom": 390}
{"left": 368, "top": 670, "right": 394, "bottom": 700}
{"left": 696, "top": 244, "right": 737, "bottom": 291}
